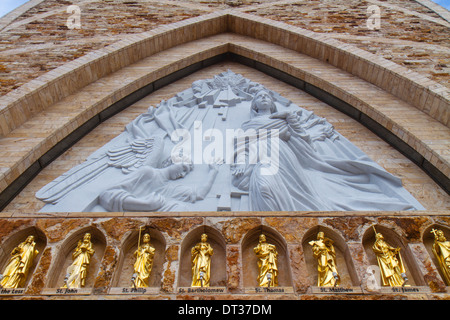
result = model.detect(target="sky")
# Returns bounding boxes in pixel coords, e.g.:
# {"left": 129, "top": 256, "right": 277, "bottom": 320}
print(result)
{"left": 432, "top": 0, "right": 450, "bottom": 10}
{"left": 0, "top": 0, "right": 30, "bottom": 18}
{"left": 0, "top": 0, "right": 449, "bottom": 19}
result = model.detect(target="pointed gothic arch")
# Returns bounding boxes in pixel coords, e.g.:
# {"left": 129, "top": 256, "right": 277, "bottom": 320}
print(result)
{"left": 0, "top": 12, "right": 448, "bottom": 211}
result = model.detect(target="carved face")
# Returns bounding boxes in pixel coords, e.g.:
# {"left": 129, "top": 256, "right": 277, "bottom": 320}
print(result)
{"left": 255, "top": 91, "right": 272, "bottom": 111}
{"left": 143, "top": 233, "right": 150, "bottom": 243}
{"left": 83, "top": 233, "right": 91, "bottom": 242}
{"left": 437, "top": 230, "right": 446, "bottom": 241}
{"left": 168, "top": 163, "right": 191, "bottom": 180}
{"left": 252, "top": 90, "right": 276, "bottom": 115}
{"left": 201, "top": 233, "right": 208, "bottom": 242}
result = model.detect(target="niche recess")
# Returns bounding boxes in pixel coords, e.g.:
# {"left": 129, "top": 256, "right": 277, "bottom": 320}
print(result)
{"left": 241, "top": 225, "right": 292, "bottom": 288}
{"left": 178, "top": 225, "right": 226, "bottom": 288}
{"left": 0, "top": 226, "right": 47, "bottom": 288}
{"left": 302, "top": 225, "right": 359, "bottom": 287}
{"left": 46, "top": 225, "right": 106, "bottom": 288}
{"left": 112, "top": 226, "right": 166, "bottom": 288}
{"left": 423, "top": 224, "right": 450, "bottom": 286}
{"left": 362, "top": 224, "right": 425, "bottom": 287}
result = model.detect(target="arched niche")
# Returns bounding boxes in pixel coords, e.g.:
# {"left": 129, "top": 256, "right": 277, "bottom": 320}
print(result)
{"left": 302, "top": 225, "right": 359, "bottom": 287}
{"left": 362, "top": 224, "right": 425, "bottom": 287}
{"left": 423, "top": 224, "right": 450, "bottom": 286}
{"left": 112, "top": 226, "right": 166, "bottom": 288}
{"left": 46, "top": 226, "right": 106, "bottom": 288}
{"left": 0, "top": 226, "right": 47, "bottom": 288}
{"left": 178, "top": 225, "right": 226, "bottom": 288}
{"left": 241, "top": 225, "right": 292, "bottom": 288}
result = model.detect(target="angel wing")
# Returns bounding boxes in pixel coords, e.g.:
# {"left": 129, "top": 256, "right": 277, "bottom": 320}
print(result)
{"left": 36, "top": 137, "right": 163, "bottom": 204}
{"left": 107, "top": 138, "right": 160, "bottom": 174}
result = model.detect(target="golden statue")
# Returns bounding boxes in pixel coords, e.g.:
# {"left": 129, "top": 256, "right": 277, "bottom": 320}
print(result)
{"left": 0, "top": 235, "right": 39, "bottom": 288}
{"left": 63, "top": 233, "right": 95, "bottom": 288}
{"left": 191, "top": 233, "right": 213, "bottom": 287}
{"left": 372, "top": 229, "right": 408, "bottom": 287}
{"left": 131, "top": 232, "right": 155, "bottom": 288}
{"left": 254, "top": 234, "right": 278, "bottom": 287}
{"left": 309, "top": 231, "right": 340, "bottom": 287}
{"left": 431, "top": 229, "right": 450, "bottom": 285}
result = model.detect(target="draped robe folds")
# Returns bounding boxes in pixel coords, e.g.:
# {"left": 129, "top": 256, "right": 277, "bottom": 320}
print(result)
{"left": 99, "top": 166, "right": 197, "bottom": 212}
{"left": 133, "top": 243, "right": 155, "bottom": 287}
{"left": 191, "top": 242, "right": 213, "bottom": 287}
{"left": 237, "top": 110, "right": 425, "bottom": 211}
{"left": 254, "top": 242, "right": 278, "bottom": 287}
{"left": 372, "top": 239, "right": 406, "bottom": 287}
{"left": 432, "top": 238, "right": 450, "bottom": 285}
{"left": 310, "top": 239, "right": 339, "bottom": 287}
{"left": 35, "top": 71, "right": 426, "bottom": 213}
{"left": 65, "top": 240, "right": 94, "bottom": 288}
{"left": 0, "top": 240, "right": 38, "bottom": 288}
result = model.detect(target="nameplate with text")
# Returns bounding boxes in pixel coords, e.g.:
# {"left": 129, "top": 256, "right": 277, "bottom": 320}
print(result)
{"left": 244, "top": 287, "right": 294, "bottom": 294}
{"left": 379, "top": 286, "right": 431, "bottom": 294}
{"left": 109, "top": 287, "right": 159, "bottom": 295}
{"left": 177, "top": 287, "right": 227, "bottom": 294}
{"left": 310, "top": 286, "right": 363, "bottom": 294}
{"left": 0, "top": 288, "right": 25, "bottom": 295}
{"left": 42, "top": 288, "right": 92, "bottom": 295}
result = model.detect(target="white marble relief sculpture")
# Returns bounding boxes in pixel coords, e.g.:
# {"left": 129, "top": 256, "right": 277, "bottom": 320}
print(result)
{"left": 36, "top": 70, "right": 425, "bottom": 212}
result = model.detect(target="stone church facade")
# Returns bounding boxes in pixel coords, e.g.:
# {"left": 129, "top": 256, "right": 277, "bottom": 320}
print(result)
{"left": 0, "top": 0, "right": 448, "bottom": 300}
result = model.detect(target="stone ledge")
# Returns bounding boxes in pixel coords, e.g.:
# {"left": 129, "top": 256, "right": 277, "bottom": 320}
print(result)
{"left": 1, "top": 210, "right": 449, "bottom": 218}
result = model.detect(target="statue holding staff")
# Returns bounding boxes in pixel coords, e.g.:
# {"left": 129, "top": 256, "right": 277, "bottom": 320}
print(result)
{"left": 372, "top": 228, "right": 408, "bottom": 287}
{"left": 131, "top": 230, "right": 155, "bottom": 288}
{"left": 431, "top": 228, "right": 450, "bottom": 285}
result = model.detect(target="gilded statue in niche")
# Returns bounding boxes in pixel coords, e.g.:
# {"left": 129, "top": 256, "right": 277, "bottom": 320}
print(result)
{"left": 431, "top": 228, "right": 450, "bottom": 285}
{"left": 191, "top": 233, "right": 213, "bottom": 287}
{"left": 0, "top": 235, "right": 39, "bottom": 289}
{"left": 372, "top": 229, "right": 408, "bottom": 287}
{"left": 254, "top": 234, "right": 278, "bottom": 287}
{"left": 309, "top": 231, "right": 340, "bottom": 287}
{"left": 131, "top": 232, "right": 155, "bottom": 288}
{"left": 63, "top": 233, "right": 95, "bottom": 288}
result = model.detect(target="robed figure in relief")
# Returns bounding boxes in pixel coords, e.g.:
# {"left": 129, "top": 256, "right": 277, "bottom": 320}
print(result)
{"left": 0, "top": 235, "right": 39, "bottom": 288}
{"left": 63, "top": 233, "right": 95, "bottom": 288}
{"left": 431, "top": 229, "right": 450, "bottom": 285}
{"left": 309, "top": 231, "right": 340, "bottom": 287}
{"left": 35, "top": 70, "right": 425, "bottom": 213}
{"left": 132, "top": 233, "right": 155, "bottom": 288}
{"left": 254, "top": 234, "right": 278, "bottom": 287}
{"left": 191, "top": 233, "right": 213, "bottom": 287}
{"left": 372, "top": 231, "right": 408, "bottom": 287}
{"left": 232, "top": 88, "right": 425, "bottom": 212}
